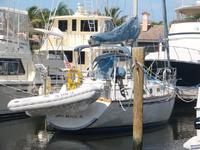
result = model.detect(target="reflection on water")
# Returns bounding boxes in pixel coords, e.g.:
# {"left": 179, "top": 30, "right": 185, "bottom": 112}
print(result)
{"left": 46, "top": 125, "right": 173, "bottom": 150}
{"left": 0, "top": 101, "right": 196, "bottom": 150}
{"left": 0, "top": 117, "right": 45, "bottom": 150}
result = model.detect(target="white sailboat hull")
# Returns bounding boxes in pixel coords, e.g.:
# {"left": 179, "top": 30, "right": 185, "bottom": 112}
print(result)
{"left": 47, "top": 93, "right": 175, "bottom": 131}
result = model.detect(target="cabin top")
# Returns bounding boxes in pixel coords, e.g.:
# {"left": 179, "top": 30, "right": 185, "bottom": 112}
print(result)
{"left": 176, "top": 4, "right": 200, "bottom": 16}
{"left": 49, "top": 3, "right": 113, "bottom": 33}
{"left": 50, "top": 15, "right": 112, "bottom": 20}
{"left": 50, "top": 3, "right": 112, "bottom": 21}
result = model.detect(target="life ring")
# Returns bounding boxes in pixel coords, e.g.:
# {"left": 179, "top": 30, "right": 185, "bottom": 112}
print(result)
{"left": 66, "top": 68, "right": 82, "bottom": 90}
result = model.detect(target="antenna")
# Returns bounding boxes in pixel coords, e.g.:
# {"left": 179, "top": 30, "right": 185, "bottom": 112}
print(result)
{"left": 181, "top": 0, "right": 184, "bottom": 6}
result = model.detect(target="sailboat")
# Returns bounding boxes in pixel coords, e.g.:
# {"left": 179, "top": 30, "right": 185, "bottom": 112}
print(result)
{"left": 46, "top": 45, "right": 175, "bottom": 131}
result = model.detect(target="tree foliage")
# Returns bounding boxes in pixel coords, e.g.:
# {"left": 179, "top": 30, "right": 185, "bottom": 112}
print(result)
{"left": 27, "top": 6, "right": 50, "bottom": 28}
{"left": 54, "top": 2, "right": 73, "bottom": 16}
{"left": 104, "top": 7, "right": 127, "bottom": 26}
{"left": 27, "top": 2, "right": 73, "bottom": 28}
{"left": 151, "top": 21, "right": 163, "bottom": 25}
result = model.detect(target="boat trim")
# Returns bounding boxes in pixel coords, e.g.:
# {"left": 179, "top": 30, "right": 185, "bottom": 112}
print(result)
{"left": 169, "top": 32, "right": 200, "bottom": 36}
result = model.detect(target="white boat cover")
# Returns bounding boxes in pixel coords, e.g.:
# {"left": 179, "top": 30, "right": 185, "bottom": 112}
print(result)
{"left": 7, "top": 84, "right": 101, "bottom": 116}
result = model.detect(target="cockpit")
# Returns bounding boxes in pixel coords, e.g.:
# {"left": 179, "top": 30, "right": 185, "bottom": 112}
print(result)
{"left": 91, "top": 53, "right": 131, "bottom": 80}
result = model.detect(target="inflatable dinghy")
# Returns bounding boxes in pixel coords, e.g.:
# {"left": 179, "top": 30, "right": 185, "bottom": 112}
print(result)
{"left": 7, "top": 84, "right": 101, "bottom": 116}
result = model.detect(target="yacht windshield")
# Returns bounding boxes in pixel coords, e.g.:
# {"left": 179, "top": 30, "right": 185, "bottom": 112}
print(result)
{"left": 92, "top": 56, "right": 115, "bottom": 79}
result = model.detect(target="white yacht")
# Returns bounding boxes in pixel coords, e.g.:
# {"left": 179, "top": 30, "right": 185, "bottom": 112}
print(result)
{"left": 145, "top": 1, "right": 200, "bottom": 99}
{"left": 34, "top": 3, "right": 114, "bottom": 83}
{"left": 0, "top": 7, "right": 41, "bottom": 118}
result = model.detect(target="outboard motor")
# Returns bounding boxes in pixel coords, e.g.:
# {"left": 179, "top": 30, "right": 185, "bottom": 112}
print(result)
{"left": 116, "top": 67, "right": 126, "bottom": 97}
{"left": 183, "top": 87, "right": 200, "bottom": 149}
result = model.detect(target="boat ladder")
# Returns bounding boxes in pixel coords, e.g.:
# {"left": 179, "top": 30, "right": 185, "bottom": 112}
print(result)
{"left": 88, "top": 20, "right": 96, "bottom": 31}
{"left": 84, "top": 0, "right": 96, "bottom": 31}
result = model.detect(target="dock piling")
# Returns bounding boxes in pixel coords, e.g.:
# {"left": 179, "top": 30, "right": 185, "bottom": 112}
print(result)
{"left": 133, "top": 47, "right": 144, "bottom": 150}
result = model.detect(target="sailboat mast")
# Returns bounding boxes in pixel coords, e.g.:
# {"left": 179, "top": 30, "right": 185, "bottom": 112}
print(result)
{"left": 162, "top": 0, "right": 171, "bottom": 68}
{"left": 133, "top": 0, "right": 138, "bottom": 18}
{"left": 106, "top": 0, "right": 109, "bottom": 9}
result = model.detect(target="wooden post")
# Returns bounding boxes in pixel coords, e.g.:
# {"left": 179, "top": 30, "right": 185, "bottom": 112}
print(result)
{"left": 43, "top": 76, "right": 47, "bottom": 95}
{"left": 133, "top": 47, "right": 144, "bottom": 150}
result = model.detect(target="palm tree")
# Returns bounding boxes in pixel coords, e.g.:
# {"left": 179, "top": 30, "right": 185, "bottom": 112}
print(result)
{"left": 104, "top": 7, "right": 127, "bottom": 26}
{"left": 151, "top": 21, "right": 163, "bottom": 25}
{"left": 27, "top": 6, "right": 50, "bottom": 28}
{"left": 54, "top": 2, "right": 73, "bottom": 16}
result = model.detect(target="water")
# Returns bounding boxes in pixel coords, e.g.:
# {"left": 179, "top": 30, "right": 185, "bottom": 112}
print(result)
{"left": 0, "top": 101, "right": 196, "bottom": 150}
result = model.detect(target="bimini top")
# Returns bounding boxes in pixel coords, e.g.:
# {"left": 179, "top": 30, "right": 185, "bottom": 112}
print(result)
{"left": 175, "top": 3, "right": 200, "bottom": 16}
{"left": 88, "top": 17, "right": 140, "bottom": 46}
{"left": 0, "top": 7, "right": 27, "bottom": 15}
{"left": 93, "top": 52, "right": 131, "bottom": 63}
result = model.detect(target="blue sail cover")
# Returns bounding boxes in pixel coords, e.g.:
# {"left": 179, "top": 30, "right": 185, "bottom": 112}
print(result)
{"left": 89, "top": 17, "right": 140, "bottom": 46}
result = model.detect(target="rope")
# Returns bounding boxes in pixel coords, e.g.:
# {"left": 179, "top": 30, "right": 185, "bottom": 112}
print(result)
{"left": 175, "top": 87, "right": 198, "bottom": 103}
{"left": 117, "top": 87, "right": 133, "bottom": 112}
{"left": 118, "top": 98, "right": 128, "bottom": 111}
{"left": 0, "top": 82, "right": 35, "bottom": 98}
{"left": 176, "top": 92, "right": 196, "bottom": 103}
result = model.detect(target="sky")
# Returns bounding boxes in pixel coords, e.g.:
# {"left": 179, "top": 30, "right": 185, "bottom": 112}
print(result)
{"left": 0, "top": 0, "right": 198, "bottom": 22}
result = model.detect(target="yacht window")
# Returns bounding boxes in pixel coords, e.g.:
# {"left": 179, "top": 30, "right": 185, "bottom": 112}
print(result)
{"left": 81, "top": 20, "right": 98, "bottom": 32}
{"left": 64, "top": 51, "right": 73, "bottom": 62}
{"left": 72, "top": 19, "right": 77, "bottom": 31}
{"left": 49, "top": 51, "right": 63, "bottom": 60}
{"left": 78, "top": 52, "right": 85, "bottom": 64}
{"left": 58, "top": 20, "right": 68, "bottom": 32}
{"left": 0, "top": 59, "right": 25, "bottom": 75}
{"left": 50, "top": 74, "right": 64, "bottom": 80}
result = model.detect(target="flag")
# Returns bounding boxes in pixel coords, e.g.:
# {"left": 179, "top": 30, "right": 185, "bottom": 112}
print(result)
{"left": 63, "top": 53, "right": 72, "bottom": 69}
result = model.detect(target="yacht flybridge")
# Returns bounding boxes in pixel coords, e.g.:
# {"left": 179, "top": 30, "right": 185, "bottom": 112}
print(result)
{"left": 34, "top": 3, "right": 114, "bottom": 83}
{"left": 145, "top": 1, "right": 200, "bottom": 99}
